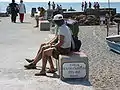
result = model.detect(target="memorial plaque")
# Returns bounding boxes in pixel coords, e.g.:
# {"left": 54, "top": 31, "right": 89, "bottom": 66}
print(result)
{"left": 63, "top": 63, "right": 86, "bottom": 78}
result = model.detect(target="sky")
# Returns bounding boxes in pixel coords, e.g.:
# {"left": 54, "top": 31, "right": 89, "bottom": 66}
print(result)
{"left": 1, "top": 0, "right": 120, "bottom": 2}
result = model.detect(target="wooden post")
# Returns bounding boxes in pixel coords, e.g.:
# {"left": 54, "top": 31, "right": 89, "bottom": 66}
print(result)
{"left": 118, "top": 23, "right": 120, "bottom": 35}
{"left": 106, "top": 19, "right": 109, "bottom": 36}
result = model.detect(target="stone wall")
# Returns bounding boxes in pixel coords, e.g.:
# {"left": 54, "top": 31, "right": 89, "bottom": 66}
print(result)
{"left": 0, "top": 13, "right": 9, "bottom": 17}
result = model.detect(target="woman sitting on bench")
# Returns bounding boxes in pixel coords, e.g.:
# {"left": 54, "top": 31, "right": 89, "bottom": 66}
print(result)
{"left": 34, "top": 7, "right": 46, "bottom": 28}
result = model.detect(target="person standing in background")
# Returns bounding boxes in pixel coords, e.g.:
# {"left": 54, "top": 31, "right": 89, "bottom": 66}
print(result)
{"left": 52, "top": 2, "right": 55, "bottom": 10}
{"left": 93, "top": 2, "right": 97, "bottom": 9}
{"left": 9, "top": 0, "right": 19, "bottom": 23}
{"left": 81, "top": 2, "right": 84, "bottom": 11}
{"left": 18, "top": 0, "right": 26, "bottom": 23}
{"left": 89, "top": 1, "right": 92, "bottom": 8}
{"left": 96, "top": 2, "right": 100, "bottom": 9}
{"left": 48, "top": 1, "right": 51, "bottom": 9}
{"left": 84, "top": 1, "right": 87, "bottom": 11}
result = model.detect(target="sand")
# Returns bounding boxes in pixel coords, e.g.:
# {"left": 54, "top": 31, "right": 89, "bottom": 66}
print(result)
{"left": 0, "top": 14, "right": 120, "bottom": 90}
{"left": 0, "top": 15, "right": 93, "bottom": 90}
{"left": 79, "top": 25, "right": 120, "bottom": 90}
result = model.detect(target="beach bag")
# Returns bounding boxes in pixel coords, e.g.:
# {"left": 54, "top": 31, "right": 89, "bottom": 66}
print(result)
{"left": 66, "top": 19, "right": 79, "bottom": 37}
{"left": 65, "top": 19, "right": 81, "bottom": 51}
{"left": 15, "top": 6, "right": 19, "bottom": 13}
{"left": 71, "top": 35, "right": 82, "bottom": 51}
{"left": 6, "top": 6, "right": 11, "bottom": 14}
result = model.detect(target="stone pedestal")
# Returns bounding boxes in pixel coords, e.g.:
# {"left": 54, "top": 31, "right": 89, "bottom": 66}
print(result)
{"left": 100, "top": 16, "right": 105, "bottom": 25}
{"left": 39, "top": 20, "right": 50, "bottom": 31}
{"left": 58, "top": 51, "right": 89, "bottom": 80}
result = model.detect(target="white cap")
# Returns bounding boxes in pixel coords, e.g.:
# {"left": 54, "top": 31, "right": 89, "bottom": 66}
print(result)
{"left": 53, "top": 14, "right": 63, "bottom": 21}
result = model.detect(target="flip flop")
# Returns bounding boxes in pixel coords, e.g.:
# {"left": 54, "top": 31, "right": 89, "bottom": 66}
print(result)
{"left": 25, "top": 58, "right": 34, "bottom": 63}
{"left": 47, "top": 69, "right": 56, "bottom": 73}
{"left": 35, "top": 72, "right": 46, "bottom": 76}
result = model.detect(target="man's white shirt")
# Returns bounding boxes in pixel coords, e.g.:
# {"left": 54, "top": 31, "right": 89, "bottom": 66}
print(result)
{"left": 57, "top": 24, "right": 72, "bottom": 48}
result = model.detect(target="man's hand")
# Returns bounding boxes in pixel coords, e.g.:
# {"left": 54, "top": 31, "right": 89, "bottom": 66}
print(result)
{"left": 41, "top": 43, "right": 48, "bottom": 46}
{"left": 50, "top": 45, "right": 56, "bottom": 48}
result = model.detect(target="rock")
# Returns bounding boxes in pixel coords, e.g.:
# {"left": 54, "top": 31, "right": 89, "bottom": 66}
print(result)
{"left": 73, "top": 14, "right": 100, "bottom": 25}
{"left": 84, "top": 15, "right": 100, "bottom": 25}
{"left": 0, "top": 13, "right": 9, "bottom": 17}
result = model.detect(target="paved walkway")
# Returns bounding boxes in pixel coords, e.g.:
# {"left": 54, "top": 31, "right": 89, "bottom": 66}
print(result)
{"left": 0, "top": 15, "right": 94, "bottom": 90}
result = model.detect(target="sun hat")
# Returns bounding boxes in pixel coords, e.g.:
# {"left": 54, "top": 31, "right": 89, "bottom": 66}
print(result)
{"left": 53, "top": 14, "right": 63, "bottom": 21}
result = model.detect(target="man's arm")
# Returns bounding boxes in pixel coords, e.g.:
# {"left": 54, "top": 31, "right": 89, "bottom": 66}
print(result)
{"left": 52, "top": 35, "right": 64, "bottom": 48}
{"left": 24, "top": 4, "right": 26, "bottom": 13}
{"left": 46, "top": 35, "right": 58, "bottom": 45}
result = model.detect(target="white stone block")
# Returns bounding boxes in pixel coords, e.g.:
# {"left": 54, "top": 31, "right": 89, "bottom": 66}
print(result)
{"left": 58, "top": 51, "right": 89, "bottom": 80}
{"left": 39, "top": 20, "right": 50, "bottom": 31}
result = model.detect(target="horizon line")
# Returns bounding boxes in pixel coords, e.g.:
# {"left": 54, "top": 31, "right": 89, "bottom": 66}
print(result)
{"left": 1, "top": 1, "right": 120, "bottom": 3}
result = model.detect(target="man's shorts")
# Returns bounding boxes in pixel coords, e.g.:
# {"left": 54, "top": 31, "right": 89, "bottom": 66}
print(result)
{"left": 52, "top": 47, "right": 71, "bottom": 59}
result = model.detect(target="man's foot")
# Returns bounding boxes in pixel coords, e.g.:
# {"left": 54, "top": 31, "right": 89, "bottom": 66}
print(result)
{"left": 34, "top": 25, "right": 38, "bottom": 28}
{"left": 24, "top": 63, "right": 36, "bottom": 69}
{"left": 25, "top": 58, "right": 34, "bottom": 63}
{"left": 35, "top": 71, "right": 46, "bottom": 76}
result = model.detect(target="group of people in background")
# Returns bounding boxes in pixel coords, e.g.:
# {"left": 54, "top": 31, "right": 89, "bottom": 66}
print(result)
{"left": 7, "top": 0, "right": 26, "bottom": 23}
{"left": 93, "top": 2, "right": 100, "bottom": 9}
{"left": 48, "top": 1, "right": 62, "bottom": 11}
{"left": 81, "top": 1, "right": 100, "bottom": 11}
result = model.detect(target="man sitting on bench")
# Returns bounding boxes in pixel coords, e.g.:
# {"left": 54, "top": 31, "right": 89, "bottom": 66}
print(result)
{"left": 24, "top": 14, "right": 72, "bottom": 76}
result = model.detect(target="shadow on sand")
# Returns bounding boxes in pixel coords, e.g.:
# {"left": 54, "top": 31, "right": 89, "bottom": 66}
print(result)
{"left": 46, "top": 73, "right": 92, "bottom": 86}
{"left": 24, "top": 65, "right": 92, "bottom": 86}
{"left": 16, "top": 22, "right": 31, "bottom": 24}
{"left": 24, "top": 65, "right": 92, "bottom": 87}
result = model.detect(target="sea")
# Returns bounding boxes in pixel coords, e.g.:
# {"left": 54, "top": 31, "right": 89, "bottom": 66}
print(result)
{"left": 0, "top": 2, "right": 120, "bottom": 13}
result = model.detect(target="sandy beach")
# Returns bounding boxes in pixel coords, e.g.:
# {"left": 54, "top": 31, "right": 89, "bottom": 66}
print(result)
{"left": 79, "top": 25, "right": 120, "bottom": 90}
{"left": 0, "top": 14, "right": 93, "bottom": 90}
{"left": 0, "top": 14, "right": 120, "bottom": 90}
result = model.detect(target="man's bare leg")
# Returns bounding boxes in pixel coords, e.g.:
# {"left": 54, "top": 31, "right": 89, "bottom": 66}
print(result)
{"left": 35, "top": 48, "right": 54, "bottom": 75}
{"left": 32, "top": 44, "right": 50, "bottom": 64}
{"left": 47, "top": 56, "right": 55, "bottom": 72}
{"left": 25, "top": 43, "right": 47, "bottom": 63}
{"left": 34, "top": 19, "right": 39, "bottom": 27}
{"left": 24, "top": 44, "right": 51, "bottom": 69}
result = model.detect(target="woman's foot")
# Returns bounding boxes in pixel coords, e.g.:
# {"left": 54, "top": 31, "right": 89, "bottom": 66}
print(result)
{"left": 35, "top": 70, "right": 46, "bottom": 76}
{"left": 25, "top": 58, "right": 34, "bottom": 63}
{"left": 24, "top": 63, "right": 36, "bottom": 69}
{"left": 47, "top": 69, "right": 56, "bottom": 73}
{"left": 34, "top": 25, "right": 38, "bottom": 28}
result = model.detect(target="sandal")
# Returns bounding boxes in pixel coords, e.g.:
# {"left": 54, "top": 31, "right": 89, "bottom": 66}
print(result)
{"left": 47, "top": 69, "right": 56, "bottom": 73}
{"left": 35, "top": 72, "right": 46, "bottom": 76}
{"left": 24, "top": 63, "right": 36, "bottom": 69}
{"left": 25, "top": 58, "right": 34, "bottom": 63}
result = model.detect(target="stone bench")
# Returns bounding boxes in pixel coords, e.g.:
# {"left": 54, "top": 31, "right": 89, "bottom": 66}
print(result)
{"left": 100, "top": 16, "right": 106, "bottom": 25}
{"left": 56, "top": 51, "right": 89, "bottom": 81}
{"left": 39, "top": 20, "right": 50, "bottom": 31}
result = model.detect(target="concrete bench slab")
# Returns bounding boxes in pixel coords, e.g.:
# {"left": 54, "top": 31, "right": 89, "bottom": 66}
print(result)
{"left": 39, "top": 20, "right": 50, "bottom": 31}
{"left": 58, "top": 51, "right": 89, "bottom": 81}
